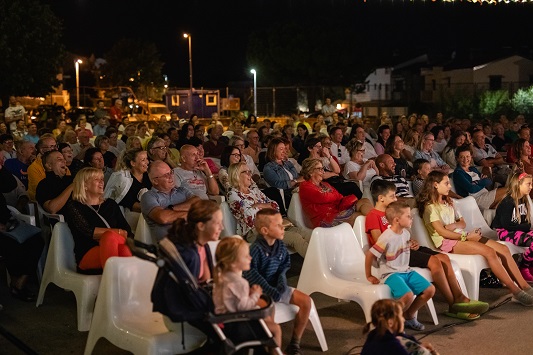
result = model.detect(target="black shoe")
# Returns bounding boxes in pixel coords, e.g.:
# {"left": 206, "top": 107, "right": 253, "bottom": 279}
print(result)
{"left": 480, "top": 274, "right": 503, "bottom": 288}
{"left": 11, "top": 287, "right": 36, "bottom": 302}
{"left": 285, "top": 342, "right": 302, "bottom": 355}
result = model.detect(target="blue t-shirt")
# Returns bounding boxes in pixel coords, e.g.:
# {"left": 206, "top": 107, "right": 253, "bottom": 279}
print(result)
{"left": 4, "top": 158, "right": 30, "bottom": 189}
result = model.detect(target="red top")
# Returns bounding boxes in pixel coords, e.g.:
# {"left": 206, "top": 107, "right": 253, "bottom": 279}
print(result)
{"left": 365, "top": 208, "right": 389, "bottom": 247}
{"left": 299, "top": 180, "right": 357, "bottom": 228}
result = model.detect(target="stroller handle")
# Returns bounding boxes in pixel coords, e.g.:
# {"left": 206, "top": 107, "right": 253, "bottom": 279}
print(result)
{"left": 126, "top": 238, "right": 159, "bottom": 264}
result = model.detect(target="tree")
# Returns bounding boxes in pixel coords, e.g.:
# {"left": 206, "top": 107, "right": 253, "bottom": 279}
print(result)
{"left": 479, "top": 90, "right": 509, "bottom": 117}
{"left": 0, "top": 0, "right": 64, "bottom": 106}
{"left": 512, "top": 86, "right": 533, "bottom": 115}
{"left": 100, "top": 39, "right": 164, "bottom": 92}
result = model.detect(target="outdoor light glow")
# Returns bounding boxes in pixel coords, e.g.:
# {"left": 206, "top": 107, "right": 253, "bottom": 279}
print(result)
{"left": 250, "top": 69, "right": 256, "bottom": 74}
{"left": 76, "top": 59, "right": 82, "bottom": 64}
{"left": 183, "top": 33, "right": 189, "bottom": 38}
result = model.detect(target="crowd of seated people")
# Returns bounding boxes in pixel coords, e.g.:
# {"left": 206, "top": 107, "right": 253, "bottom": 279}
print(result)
{"left": 4, "top": 106, "right": 533, "bottom": 353}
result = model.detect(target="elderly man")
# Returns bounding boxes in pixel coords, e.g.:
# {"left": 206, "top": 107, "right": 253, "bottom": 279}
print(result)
{"left": 322, "top": 97, "right": 336, "bottom": 120}
{"left": 108, "top": 99, "right": 123, "bottom": 127}
{"left": 28, "top": 135, "right": 68, "bottom": 201}
{"left": 329, "top": 126, "right": 350, "bottom": 166}
{"left": 71, "top": 130, "right": 93, "bottom": 160}
{"left": 4, "top": 140, "right": 35, "bottom": 189}
{"left": 243, "top": 129, "right": 261, "bottom": 164}
{"left": 23, "top": 123, "right": 39, "bottom": 144}
{"left": 370, "top": 154, "right": 415, "bottom": 207}
{"left": 141, "top": 161, "right": 200, "bottom": 241}
{"left": 4, "top": 96, "right": 26, "bottom": 132}
{"left": 174, "top": 145, "right": 219, "bottom": 200}
{"left": 35, "top": 151, "right": 73, "bottom": 215}
{"left": 472, "top": 128, "right": 509, "bottom": 186}
{"left": 351, "top": 124, "right": 378, "bottom": 160}
{"left": 203, "top": 124, "right": 226, "bottom": 158}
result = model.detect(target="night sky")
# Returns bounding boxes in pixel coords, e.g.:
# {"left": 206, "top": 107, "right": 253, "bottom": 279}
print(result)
{"left": 41, "top": 0, "right": 533, "bottom": 88}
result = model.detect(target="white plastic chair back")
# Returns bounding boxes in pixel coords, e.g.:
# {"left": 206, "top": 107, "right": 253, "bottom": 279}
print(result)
{"left": 84, "top": 257, "right": 206, "bottom": 355}
{"left": 36, "top": 222, "right": 101, "bottom": 331}
{"left": 220, "top": 201, "right": 237, "bottom": 237}
{"left": 353, "top": 215, "right": 369, "bottom": 252}
{"left": 135, "top": 214, "right": 154, "bottom": 245}
{"left": 452, "top": 196, "right": 497, "bottom": 239}
{"left": 287, "top": 192, "right": 313, "bottom": 231}
{"left": 7, "top": 205, "right": 36, "bottom": 226}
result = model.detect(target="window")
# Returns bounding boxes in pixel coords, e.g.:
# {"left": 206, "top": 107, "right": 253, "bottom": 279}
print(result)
{"left": 489, "top": 75, "right": 503, "bottom": 90}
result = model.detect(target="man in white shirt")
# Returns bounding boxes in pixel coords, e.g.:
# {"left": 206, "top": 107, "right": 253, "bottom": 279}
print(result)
{"left": 329, "top": 126, "right": 349, "bottom": 166}
{"left": 4, "top": 97, "right": 26, "bottom": 132}
{"left": 352, "top": 124, "right": 378, "bottom": 160}
{"left": 322, "top": 98, "right": 336, "bottom": 121}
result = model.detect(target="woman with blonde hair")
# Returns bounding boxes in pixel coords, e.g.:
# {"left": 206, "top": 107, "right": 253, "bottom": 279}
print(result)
{"left": 64, "top": 167, "right": 133, "bottom": 272}
{"left": 403, "top": 129, "right": 419, "bottom": 162}
{"left": 227, "top": 161, "right": 310, "bottom": 257}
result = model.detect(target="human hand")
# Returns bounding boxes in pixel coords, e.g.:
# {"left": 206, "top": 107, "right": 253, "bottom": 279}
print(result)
{"left": 409, "top": 239, "right": 420, "bottom": 250}
{"left": 250, "top": 284, "right": 262, "bottom": 295}
{"left": 197, "top": 159, "right": 211, "bottom": 174}
{"left": 467, "top": 229, "right": 482, "bottom": 241}
{"left": 444, "top": 223, "right": 456, "bottom": 231}
{"left": 421, "top": 342, "right": 439, "bottom": 355}
{"left": 367, "top": 275, "right": 380, "bottom": 284}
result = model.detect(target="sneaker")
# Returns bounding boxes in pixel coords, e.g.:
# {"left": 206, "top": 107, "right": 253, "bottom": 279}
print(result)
{"left": 520, "top": 268, "right": 533, "bottom": 282}
{"left": 285, "top": 341, "right": 302, "bottom": 355}
{"left": 513, "top": 290, "right": 533, "bottom": 306}
{"left": 404, "top": 317, "right": 425, "bottom": 331}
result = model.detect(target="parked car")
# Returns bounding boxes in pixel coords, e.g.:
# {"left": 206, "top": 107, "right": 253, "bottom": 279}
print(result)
{"left": 128, "top": 102, "right": 171, "bottom": 122}
{"left": 67, "top": 107, "right": 95, "bottom": 123}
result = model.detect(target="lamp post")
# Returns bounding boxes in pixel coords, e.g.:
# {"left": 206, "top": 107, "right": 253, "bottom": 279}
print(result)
{"left": 183, "top": 33, "right": 193, "bottom": 113}
{"left": 75, "top": 59, "right": 82, "bottom": 108}
{"left": 250, "top": 69, "right": 257, "bottom": 117}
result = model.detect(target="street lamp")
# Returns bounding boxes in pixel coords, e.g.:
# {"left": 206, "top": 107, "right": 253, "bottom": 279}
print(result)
{"left": 75, "top": 59, "right": 82, "bottom": 108}
{"left": 250, "top": 69, "right": 257, "bottom": 117}
{"left": 183, "top": 33, "right": 193, "bottom": 113}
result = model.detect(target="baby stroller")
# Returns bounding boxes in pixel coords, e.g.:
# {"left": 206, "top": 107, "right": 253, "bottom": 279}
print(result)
{"left": 128, "top": 238, "right": 282, "bottom": 355}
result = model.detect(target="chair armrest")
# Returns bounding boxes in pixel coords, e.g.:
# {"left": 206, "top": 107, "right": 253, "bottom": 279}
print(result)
{"left": 209, "top": 195, "right": 226, "bottom": 203}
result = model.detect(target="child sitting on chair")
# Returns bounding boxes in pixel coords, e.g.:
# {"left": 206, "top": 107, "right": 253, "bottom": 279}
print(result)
{"left": 212, "top": 237, "right": 282, "bottom": 353}
{"left": 366, "top": 180, "right": 488, "bottom": 322}
{"left": 361, "top": 299, "right": 439, "bottom": 355}
{"left": 244, "top": 208, "right": 311, "bottom": 355}
{"left": 366, "top": 201, "right": 436, "bottom": 331}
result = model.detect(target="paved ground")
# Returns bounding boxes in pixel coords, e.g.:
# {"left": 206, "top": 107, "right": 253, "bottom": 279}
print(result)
{"left": 1, "top": 255, "right": 532, "bottom": 355}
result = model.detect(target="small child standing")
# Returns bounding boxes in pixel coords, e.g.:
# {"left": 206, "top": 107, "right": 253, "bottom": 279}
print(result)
{"left": 212, "top": 237, "right": 282, "bottom": 352}
{"left": 361, "top": 299, "right": 439, "bottom": 355}
{"left": 492, "top": 172, "right": 533, "bottom": 281}
{"left": 244, "top": 208, "right": 311, "bottom": 355}
{"left": 366, "top": 201, "right": 436, "bottom": 331}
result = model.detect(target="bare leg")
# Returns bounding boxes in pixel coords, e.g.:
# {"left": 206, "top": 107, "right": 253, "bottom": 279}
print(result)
{"left": 453, "top": 241, "right": 522, "bottom": 294}
{"left": 404, "top": 285, "right": 436, "bottom": 319}
{"left": 289, "top": 290, "right": 311, "bottom": 341}
{"left": 356, "top": 198, "right": 373, "bottom": 216}
{"left": 434, "top": 254, "right": 470, "bottom": 304}
{"left": 486, "top": 240, "right": 530, "bottom": 290}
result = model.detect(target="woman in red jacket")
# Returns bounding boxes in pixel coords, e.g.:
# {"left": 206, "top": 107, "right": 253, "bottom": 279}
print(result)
{"left": 299, "top": 158, "right": 372, "bottom": 228}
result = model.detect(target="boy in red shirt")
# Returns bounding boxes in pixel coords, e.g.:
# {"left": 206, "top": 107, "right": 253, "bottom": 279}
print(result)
{"left": 365, "top": 180, "right": 488, "bottom": 320}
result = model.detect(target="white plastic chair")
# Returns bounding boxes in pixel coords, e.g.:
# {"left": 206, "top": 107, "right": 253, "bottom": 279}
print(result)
{"left": 453, "top": 197, "right": 527, "bottom": 254}
{"left": 410, "top": 208, "right": 489, "bottom": 300}
{"left": 274, "top": 300, "right": 328, "bottom": 352}
{"left": 286, "top": 192, "right": 313, "bottom": 232}
{"left": 36, "top": 222, "right": 101, "bottom": 331}
{"left": 135, "top": 214, "right": 154, "bottom": 245}
{"left": 297, "top": 223, "right": 437, "bottom": 323}
{"left": 84, "top": 257, "right": 206, "bottom": 355}
{"left": 354, "top": 215, "right": 469, "bottom": 298}
{"left": 220, "top": 201, "right": 237, "bottom": 237}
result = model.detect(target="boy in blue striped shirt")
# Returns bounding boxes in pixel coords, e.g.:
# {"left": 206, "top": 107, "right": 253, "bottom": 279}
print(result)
{"left": 243, "top": 208, "right": 311, "bottom": 355}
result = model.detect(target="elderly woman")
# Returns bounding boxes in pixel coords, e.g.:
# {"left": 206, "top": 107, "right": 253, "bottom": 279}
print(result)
{"left": 300, "top": 158, "right": 372, "bottom": 228}
{"left": 63, "top": 167, "right": 133, "bottom": 272}
{"left": 147, "top": 137, "right": 177, "bottom": 169}
{"left": 414, "top": 132, "right": 450, "bottom": 174}
{"left": 441, "top": 130, "right": 466, "bottom": 170}
{"left": 218, "top": 145, "right": 242, "bottom": 192}
{"left": 344, "top": 140, "right": 378, "bottom": 189}
{"left": 94, "top": 135, "right": 116, "bottom": 169}
{"left": 227, "top": 161, "right": 310, "bottom": 257}
{"left": 452, "top": 145, "right": 506, "bottom": 209}
{"left": 104, "top": 148, "right": 151, "bottom": 228}
{"left": 385, "top": 134, "right": 413, "bottom": 178}
{"left": 263, "top": 137, "right": 303, "bottom": 213}
{"left": 84, "top": 147, "right": 113, "bottom": 184}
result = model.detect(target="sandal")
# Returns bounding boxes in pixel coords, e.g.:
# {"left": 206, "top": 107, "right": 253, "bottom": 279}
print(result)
{"left": 445, "top": 312, "right": 480, "bottom": 321}
{"left": 404, "top": 317, "right": 425, "bottom": 331}
{"left": 450, "top": 300, "right": 489, "bottom": 314}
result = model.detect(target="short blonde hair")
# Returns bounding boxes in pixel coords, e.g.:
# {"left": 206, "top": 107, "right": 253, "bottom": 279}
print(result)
{"left": 72, "top": 167, "right": 104, "bottom": 204}
{"left": 300, "top": 158, "right": 322, "bottom": 180}
{"left": 228, "top": 161, "right": 247, "bottom": 189}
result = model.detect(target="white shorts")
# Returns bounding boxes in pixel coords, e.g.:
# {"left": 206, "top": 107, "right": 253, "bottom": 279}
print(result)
{"left": 279, "top": 286, "right": 295, "bottom": 304}
{"left": 471, "top": 188, "right": 496, "bottom": 210}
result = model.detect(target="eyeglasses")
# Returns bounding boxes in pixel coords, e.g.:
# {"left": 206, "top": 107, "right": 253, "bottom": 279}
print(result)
{"left": 315, "top": 167, "right": 325, "bottom": 172}
{"left": 241, "top": 170, "right": 252, "bottom": 175}
{"left": 153, "top": 171, "right": 173, "bottom": 179}
{"left": 151, "top": 146, "right": 168, "bottom": 151}
{"left": 230, "top": 153, "right": 241, "bottom": 158}
{"left": 41, "top": 144, "right": 58, "bottom": 151}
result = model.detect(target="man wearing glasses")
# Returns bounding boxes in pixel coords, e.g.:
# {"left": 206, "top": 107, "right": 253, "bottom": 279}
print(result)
{"left": 28, "top": 135, "right": 69, "bottom": 201}
{"left": 329, "top": 126, "right": 349, "bottom": 167}
{"left": 141, "top": 160, "right": 200, "bottom": 241}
